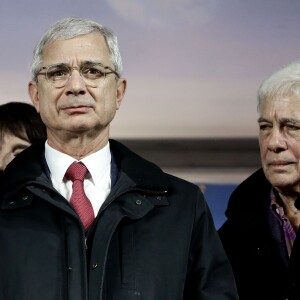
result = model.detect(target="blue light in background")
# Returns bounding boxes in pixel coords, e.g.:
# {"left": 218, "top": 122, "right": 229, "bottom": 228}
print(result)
{"left": 196, "top": 183, "right": 237, "bottom": 229}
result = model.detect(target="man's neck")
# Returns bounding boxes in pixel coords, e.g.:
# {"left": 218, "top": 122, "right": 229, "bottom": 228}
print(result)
{"left": 46, "top": 130, "right": 109, "bottom": 160}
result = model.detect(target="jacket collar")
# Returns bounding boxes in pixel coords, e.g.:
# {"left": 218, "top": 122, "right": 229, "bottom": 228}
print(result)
{"left": 109, "top": 139, "right": 170, "bottom": 192}
{"left": 224, "top": 168, "right": 272, "bottom": 228}
{"left": 0, "top": 139, "right": 171, "bottom": 205}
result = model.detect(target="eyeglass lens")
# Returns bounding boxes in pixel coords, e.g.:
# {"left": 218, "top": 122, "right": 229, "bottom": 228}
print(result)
{"left": 45, "top": 64, "right": 114, "bottom": 88}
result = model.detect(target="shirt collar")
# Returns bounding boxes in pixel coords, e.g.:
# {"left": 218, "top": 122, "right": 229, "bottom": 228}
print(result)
{"left": 45, "top": 140, "right": 111, "bottom": 184}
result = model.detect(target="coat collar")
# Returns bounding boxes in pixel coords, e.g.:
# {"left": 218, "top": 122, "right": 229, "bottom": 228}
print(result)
{"left": 0, "top": 139, "right": 171, "bottom": 203}
{"left": 109, "top": 139, "right": 170, "bottom": 192}
{"left": 224, "top": 168, "right": 272, "bottom": 228}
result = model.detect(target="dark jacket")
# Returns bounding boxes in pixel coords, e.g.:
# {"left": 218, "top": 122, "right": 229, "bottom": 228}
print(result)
{"left": 0, "top": 139, "right": 237, "bottom": 300}
{"left": 218, "top": 168, "right": 300, "bottom": 300}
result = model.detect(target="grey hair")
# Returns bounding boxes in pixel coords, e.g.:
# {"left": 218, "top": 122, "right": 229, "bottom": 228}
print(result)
{"left": 31, "top": 16, "right": 123, "bottom": 81}
{"left": 257, "top": 60, "right": 300, "bottom": 112}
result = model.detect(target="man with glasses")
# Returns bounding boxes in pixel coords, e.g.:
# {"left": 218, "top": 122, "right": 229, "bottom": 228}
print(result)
{"left": 0, "top": 17, "right": 238, "bottom": 300}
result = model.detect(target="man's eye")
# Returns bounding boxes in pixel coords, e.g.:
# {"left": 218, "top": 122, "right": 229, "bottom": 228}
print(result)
{"left": 48, "top": 68, "right": 69, "bottom": 79}
{"left": 83, "top": 67, "right": 104, "bottom": 79}
{"left": 287, "top": 124, "right": 300, "bottom": 130}
{"left": 259, "top": 124, "right": 270, "bottom": 130}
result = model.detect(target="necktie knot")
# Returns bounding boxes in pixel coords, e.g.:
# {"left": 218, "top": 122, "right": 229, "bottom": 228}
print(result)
{"left": 66, "top": 162, "right": 88, "bottom": 182}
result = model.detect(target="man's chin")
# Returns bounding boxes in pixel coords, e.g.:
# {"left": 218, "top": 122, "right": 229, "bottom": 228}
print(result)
{"left": 267, "top": 173, "right": 296, "bottom": 189}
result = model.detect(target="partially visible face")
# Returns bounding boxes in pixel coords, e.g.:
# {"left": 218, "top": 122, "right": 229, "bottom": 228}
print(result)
{"left": 0, "top": 133, "right": 31, "bottom": 171}
{"left": 28, "top": 32, "right": 126, "bottom": 141}
{"left": 258, "top": 94, "right": 300, "bottom": 193}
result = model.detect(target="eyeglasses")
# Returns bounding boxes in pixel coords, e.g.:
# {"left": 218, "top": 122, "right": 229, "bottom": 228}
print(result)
{"left": 36, "top": 62, "right": 120, "bottom": 88}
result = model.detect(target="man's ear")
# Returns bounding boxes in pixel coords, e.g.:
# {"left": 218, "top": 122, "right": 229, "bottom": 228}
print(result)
{"left": 115, "top": 78, "right": 127, "bottom": 110}
{"left": 28, "top": 81, "right": 40, "bottom": 112}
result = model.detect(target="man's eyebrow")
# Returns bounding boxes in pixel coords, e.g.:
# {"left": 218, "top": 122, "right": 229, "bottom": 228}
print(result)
{"left": 43, "top": 63, "right": 67, "bottom": 68}
{"left": 257, "top": 117, "right": 300, "bottom": 124}
{"left": 81, "top": 60, "right": 104, "bottom": 66}
{"left": 257, "top": 117, "right": 270, "bottom": 123}
{"left": 46, "top": 61, "right": 104, "bottom": 67}
{"left": 280, "top": 118, "right": 300, "bottom": 124}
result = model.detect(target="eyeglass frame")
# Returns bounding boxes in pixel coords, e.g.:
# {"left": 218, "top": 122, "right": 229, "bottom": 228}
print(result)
{"left": 35, "top": 62, "right": 120, "bottom": 87}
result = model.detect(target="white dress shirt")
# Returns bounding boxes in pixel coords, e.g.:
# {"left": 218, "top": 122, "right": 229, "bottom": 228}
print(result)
{"left": 45, "top": 141, "right": 112, "bottom": 216}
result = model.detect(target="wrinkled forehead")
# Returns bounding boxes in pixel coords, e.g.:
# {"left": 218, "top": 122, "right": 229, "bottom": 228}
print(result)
{"left": 41, "top": 33, "right": 111, "bottom": 66}
{"left": 260, "top": 94, "right": 300, "bottom": 119}
{"left": 262, "top": 92, "right": 300, "bottom": 105}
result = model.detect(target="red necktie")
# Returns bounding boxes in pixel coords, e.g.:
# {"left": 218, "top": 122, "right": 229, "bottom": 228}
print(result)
{"left": 65, "top": 162, "right": 95, "bottom": 231}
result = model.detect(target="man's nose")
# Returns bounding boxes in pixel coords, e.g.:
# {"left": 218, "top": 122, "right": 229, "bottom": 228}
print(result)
{"left": 267, "top": 128, "right": 287, "bottom": 152}
{"left": 65, "top": 69, "right": 87, "bottom": 95}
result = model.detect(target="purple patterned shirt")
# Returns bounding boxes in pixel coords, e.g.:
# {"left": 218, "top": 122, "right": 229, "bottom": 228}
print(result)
{"left": 270, "top": 188, "right": 297, "bottom": 257}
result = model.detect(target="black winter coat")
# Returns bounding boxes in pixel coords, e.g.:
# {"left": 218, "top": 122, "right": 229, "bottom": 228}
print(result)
{"left": 218, "top": 168, "right": 300, "bottom": 300}
{"left": 0, "top": 140, "right": 237, "bottom": 300}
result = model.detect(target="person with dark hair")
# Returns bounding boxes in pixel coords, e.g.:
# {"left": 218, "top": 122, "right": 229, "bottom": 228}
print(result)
{"left": 0, "top": 17, "right": 238, "bottom": 300}
{"left": 219, "top": 60, "right": 300, "bottom": 300}
{"left": 0, "top": 101, "right": 46, "bottom": 170}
